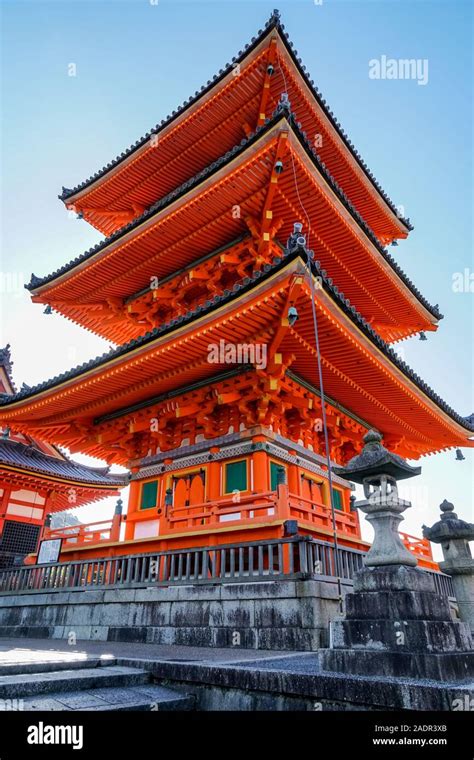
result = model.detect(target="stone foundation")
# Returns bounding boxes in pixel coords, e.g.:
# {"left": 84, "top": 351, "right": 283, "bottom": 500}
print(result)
{"left": 320, "top": 566, "right": 474, "bottom": 681}
{"left": 0, "top": 579, "right": 351, "bottom": 650}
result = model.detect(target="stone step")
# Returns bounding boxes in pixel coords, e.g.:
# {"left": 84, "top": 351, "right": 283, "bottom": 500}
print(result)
{"left": 0, "top": 656, "right": 116, "bottom": 677}
{"left": 14, "top": 684, "right": 195, "bottom": 712}
{"left": 0, "top": 665, "right": 150, "bottom": 699}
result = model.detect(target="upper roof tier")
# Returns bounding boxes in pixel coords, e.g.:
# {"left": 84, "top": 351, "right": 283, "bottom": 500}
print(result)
{"left": 28, "top": 114, "right": 441, "bottom": 345}
{"left": 59, "top": 10, "right": 411, "bottom": 244}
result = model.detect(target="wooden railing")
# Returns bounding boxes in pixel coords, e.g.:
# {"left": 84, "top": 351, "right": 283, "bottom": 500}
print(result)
{"left": 0, "top": 535, "right": 454, "bottom": 598}
{"left": 41, "top": 488, "right": 435, "bottom": 569}
{"left": 46, "top": 519, "right": 114, "bottom": 545}
{"left": 167, "top": 491, "right": 278, "bottom": 531}
{"left": 287, "top": 493, "right": 359, "bottom": 536}
{"left": 400, "top": 532, "right": 435, "bottom": 565}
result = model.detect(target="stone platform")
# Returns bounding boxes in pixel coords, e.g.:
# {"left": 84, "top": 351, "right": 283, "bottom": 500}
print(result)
{"left": 0, "top": 638, "right": 472, "bottom": 711}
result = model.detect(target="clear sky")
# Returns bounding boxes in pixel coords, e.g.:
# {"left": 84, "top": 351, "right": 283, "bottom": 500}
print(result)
{"left": 1, "top": 0, "right": 472, "bottom": 556}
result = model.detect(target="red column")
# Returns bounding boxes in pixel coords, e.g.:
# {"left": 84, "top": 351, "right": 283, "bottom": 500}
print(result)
{"left": 208, "top": 447, "right": 221, "bottom": 501}
{"left": 252, "top": 436, "right": 268, "bottom": 493}
{"left": 287, "top": 450, "right": 299, "bottom": 496}
{"left": 124, "top": 469, "right": 140, "bottom": 540}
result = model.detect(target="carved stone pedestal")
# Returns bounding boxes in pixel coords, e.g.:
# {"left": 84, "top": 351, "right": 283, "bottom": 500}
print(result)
{"left": 319, "top": 430, "right": 474, "bottom": 683}
{"left": 320, "top": 565, "right": 474, "bottom": 681}
{"left": 424, "top": 500, "right": 474, "bottom": 635}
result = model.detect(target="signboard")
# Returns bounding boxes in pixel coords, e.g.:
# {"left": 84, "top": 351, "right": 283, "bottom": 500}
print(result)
{"left": 37, "top": 538, "right": 62, "bottom": 565}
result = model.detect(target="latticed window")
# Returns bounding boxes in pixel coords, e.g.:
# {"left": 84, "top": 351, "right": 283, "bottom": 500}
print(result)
{"left": 0, "top": 520, "right": 41, "bottom": 566}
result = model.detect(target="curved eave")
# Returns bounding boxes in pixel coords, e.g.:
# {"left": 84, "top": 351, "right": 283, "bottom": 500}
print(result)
{"left": 0, "top": 463, "right": 125, "bottom": 491}
{"left": 28, "top": 114, "right": 442, "bottom": 332}
{"left": 59, "top": 12, "right": 411, "bottom": 239}
{"left": 6, "top": 253, "right": 474, "bottom": 447}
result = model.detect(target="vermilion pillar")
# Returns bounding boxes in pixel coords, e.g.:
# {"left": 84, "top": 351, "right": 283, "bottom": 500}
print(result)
{"left": 287, "top": 450, "right": 299, "bottom": 495}
{"left": 251, "top": 436, "right": 268, "bottom": 493}
{"left": 124, "top": 468, "right": 140, "bottom": 540}
{"left": 208, "top": 447, "right": 221, "bottom": 500}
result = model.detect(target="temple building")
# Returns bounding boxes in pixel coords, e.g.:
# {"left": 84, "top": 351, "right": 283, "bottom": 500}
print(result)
{"left": 0, "top": 345, "right": 127, "bottom": 565}
{"left": 0, "top": 11, "right": 471, "bottom": 571}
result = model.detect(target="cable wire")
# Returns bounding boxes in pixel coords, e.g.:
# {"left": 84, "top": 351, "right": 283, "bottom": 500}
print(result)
{"left": 276, "top": 63, "right": 344, "bottom": 612}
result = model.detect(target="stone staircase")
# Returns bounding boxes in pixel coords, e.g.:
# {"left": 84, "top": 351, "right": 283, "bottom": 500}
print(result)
{"left": 0, "top": 657, "right": 195, "bottom": 711}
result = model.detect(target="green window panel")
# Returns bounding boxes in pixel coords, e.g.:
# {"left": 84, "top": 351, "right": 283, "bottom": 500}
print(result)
{"left": 270, "top": 461, "right": 286, "bottom": 490}
{"left": 225, "top": 460, "right": 247, "bottom": 493}
{"left": 331, "top": 488, "right": 344, "bottom": 510}
{"left": 141, "top": 480, "right": 158, "bottom": 510}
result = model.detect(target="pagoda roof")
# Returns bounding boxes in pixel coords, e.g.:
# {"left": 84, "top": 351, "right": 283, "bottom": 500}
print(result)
{"left": 0, "top": 438, "right": 126, "bottom": 489}
{"left": 5, "top": 248, "right": 473, "bottom": 462}
{"left": 27, "top": 112, "right": 441, "bottom": 343}
{"left": 58, "top": 10, "right": 411, "bottom": 242}
{"left": 0, "top": 344, "right": 128, "bottom": 510}
{"left": 0, "top": 434, "right": 127, "bottom": 512}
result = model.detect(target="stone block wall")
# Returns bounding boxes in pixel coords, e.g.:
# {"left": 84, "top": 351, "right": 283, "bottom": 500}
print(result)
{"left": 0, "top": 578, "right": 352, "bottom": 650}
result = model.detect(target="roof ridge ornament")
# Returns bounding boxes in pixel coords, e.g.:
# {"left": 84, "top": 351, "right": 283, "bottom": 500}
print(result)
{"left": 0, "top": 344, "right": 13, "bottom": 373}
{"left": 269, "top": 9, "right": 281, "bottom": 24}
{"left": 26, "top": 273, "right": 43, "bottom": 289}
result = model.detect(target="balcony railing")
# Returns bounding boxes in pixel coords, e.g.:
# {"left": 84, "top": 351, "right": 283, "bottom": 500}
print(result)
{"left": 288, "top": 493, "right": 359, "bottom": 536}
{"left": 42, "top": 487, "right": 437, "bottom": 569}
{"left": 0, "top": 535, "right": 453, "bottom": 599}
{"left": 399, "top": 532, "right": 435, "bottom": 564}
{"left": 42, "top": 487, "right": 436, "bottom": 568}
{"left": 46, "top": 519, "right": 114, "bottom": 545}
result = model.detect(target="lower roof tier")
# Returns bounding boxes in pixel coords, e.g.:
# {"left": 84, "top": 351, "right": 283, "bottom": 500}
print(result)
{"left": 0, "top": 439, "right": 126, "bottom": 512}
{"left": 3, "top": 249, "right": 472, "bottom": 464}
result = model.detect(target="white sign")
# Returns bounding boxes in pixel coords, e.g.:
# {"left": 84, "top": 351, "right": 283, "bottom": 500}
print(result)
{"left": 37, "top": 539, "right": 62, "bottom": 565}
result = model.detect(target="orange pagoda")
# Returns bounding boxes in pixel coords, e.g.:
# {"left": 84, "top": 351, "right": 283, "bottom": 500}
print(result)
{"left": 0, "top": 11, "right": 471, "bottom": 571}
{"left": 0, "top": 345, "right": 127, "bottom": 566}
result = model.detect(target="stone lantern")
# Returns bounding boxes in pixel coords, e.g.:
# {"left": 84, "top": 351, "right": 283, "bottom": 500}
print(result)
{"left": 318, "top": 430, "right": 474, "bottom": 681}
{"left": 333, "top": 429, "right": 420, "bottom": 567}
{"left": 423, "top": 500, "right": 474, "bottom": 634}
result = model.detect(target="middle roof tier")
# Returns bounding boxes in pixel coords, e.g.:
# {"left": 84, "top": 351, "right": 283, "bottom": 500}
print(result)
{"left": 28, "top": 113, "right": 441, "bottom": 344}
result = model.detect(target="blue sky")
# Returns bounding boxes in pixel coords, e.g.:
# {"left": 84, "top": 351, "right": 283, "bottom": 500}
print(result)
{"left": 1, "top": 0, "right": 472, "bottom": 551}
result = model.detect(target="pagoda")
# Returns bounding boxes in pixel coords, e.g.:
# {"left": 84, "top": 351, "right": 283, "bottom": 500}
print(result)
{"left": 0, "top": 11, "right": 471, "bottom": 568}
{"left": 0, "top": 345, "right": 127, "bottom": 566}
